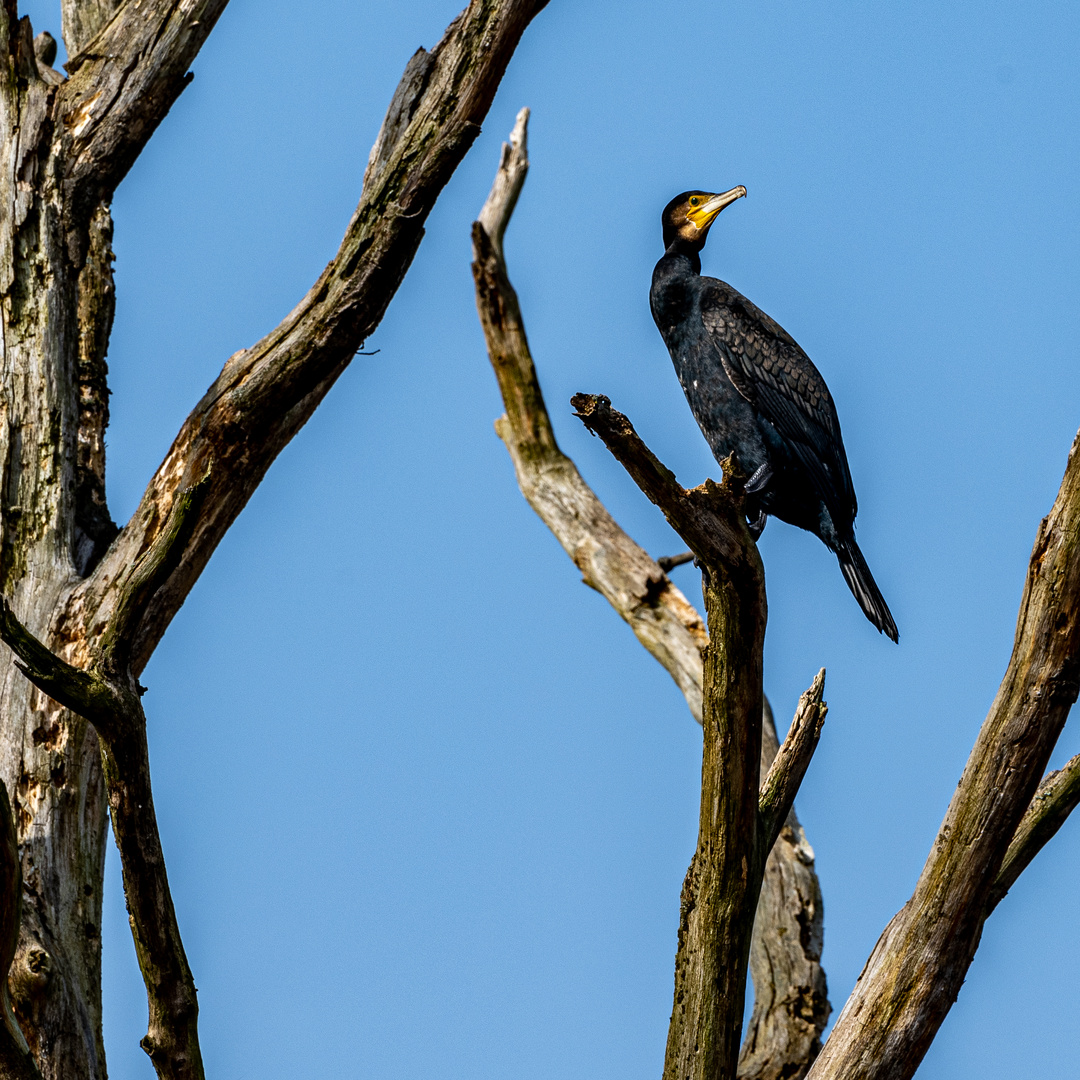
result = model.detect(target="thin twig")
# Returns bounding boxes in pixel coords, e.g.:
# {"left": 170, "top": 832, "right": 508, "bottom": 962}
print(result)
{"left": 657, "top": 552, "right": 695, "bottom": 573}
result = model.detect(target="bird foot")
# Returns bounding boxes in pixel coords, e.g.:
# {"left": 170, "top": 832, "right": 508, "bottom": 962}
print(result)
{"left": 744, "top": 462, "right": 773, "bottom": 495}
{"left": 748, "top": 511, "right": 768, "bottom": 541}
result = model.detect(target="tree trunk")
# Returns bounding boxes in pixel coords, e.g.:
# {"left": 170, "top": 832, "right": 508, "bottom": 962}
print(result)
{"left": 0, "top": 14, "right": 111, "bottom": 1078}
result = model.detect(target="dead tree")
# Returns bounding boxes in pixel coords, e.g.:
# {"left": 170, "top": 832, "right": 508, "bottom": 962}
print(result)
{"left": 0, "top": 1, "right": 549, "bottom": 1077}
{"left": 471, "top": 112, "right": 1080, "bottom": 1080}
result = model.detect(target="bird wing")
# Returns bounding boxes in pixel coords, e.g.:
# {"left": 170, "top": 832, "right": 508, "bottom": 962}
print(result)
{"left": 700, "top": 279, "right": 857, "bottom": 518}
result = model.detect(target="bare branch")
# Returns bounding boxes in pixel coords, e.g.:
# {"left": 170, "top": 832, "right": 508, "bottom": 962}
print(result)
{"left": 0, "top": 598, "right": 120, "bottom": 728}
{"left": 478, "top": 106, "right": 531, "bottom": 259}
{"left": 470, "top": 117, "right": 707, "bottom": 720}
{"left": 64, "top": 0, "right": 550, "bottom": 675}
{"left": 989, "top": 752, "right": 1080, "bottom": 911}
{"left": 57, "top": 0, "right": 231, "bottom": 231}
{"left": 472, "top": 114, "right": 828, "bottom": 1080}
{"left": 740, "top": 700, "right": 830, "bottom": 1080}
{"left": 100, "top": 719, "right": 202, "bottom": 1080}
{"left": 657, "top": 551, "right": 695, "bottom": 572}
{"left": 758, "top": 670, "right": 827, "bottom": 854}
{"left": 571, "top": 394, "right": 755, "bottom": 574}
{"left": 810, "top": 428, "right": 1080, "bottom": 1080}
{"left": 98, "top": 466, "right": 210, "bottom": 676}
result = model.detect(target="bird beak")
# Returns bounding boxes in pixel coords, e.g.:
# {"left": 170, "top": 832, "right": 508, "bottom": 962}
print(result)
{"left": 687, "top": 186, "right": 747, "bottom": 229}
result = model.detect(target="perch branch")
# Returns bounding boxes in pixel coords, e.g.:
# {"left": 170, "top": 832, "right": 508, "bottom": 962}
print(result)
{"left": 571, "top": 394, "right": 753, "bottom": 571}
{"left": 472, "top": 111, "right": 828, "bottom": 1080}
{"left": 65, "top": 0, "right": 550, "bottom": 675}
{"left": 988, "top": 752, "right": 1080, "bottom": 911}
{"left": 809, "top": 427, "right": 1080, "bottom": 1080}
{"left": 758, "top": 670, "right": 827, "bottom": 854}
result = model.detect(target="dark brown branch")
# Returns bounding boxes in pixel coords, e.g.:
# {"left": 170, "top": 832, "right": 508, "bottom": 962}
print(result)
{"left": 65, "top": 0, "right": 550, "bottom": 678}
{"left": 98, "top": 467, "right": 210, "bottom": 676}
{"left": 100, "top": 719, "right": 201, "bottom": 1080}
{"left": 571, "top": 394, "right": 754, "bottom": 570}
{"left": 657, "top": 551, "right": 695, "bottom": 573}
{"left": 988, "top": 752, "right": 1080, "bottom": 911}
{"left": 809, "top": 428, "right": 1080, "bottom": 1080}
{"left": 571, "top": 396, "right": 769, "bottom": 1080}
{"left": 0, "top": 598, "right": 120, "bottom": 729}
{"left": 57, "top": 0, "right": 232, "bottom": 233}
{"left": 758, "top": 670, "right": 827, "bottom": 854}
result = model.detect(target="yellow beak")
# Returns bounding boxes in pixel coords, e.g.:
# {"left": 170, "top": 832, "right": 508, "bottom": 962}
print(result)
{"left": 686, "top": 186, "right": 747, "bottom": 229}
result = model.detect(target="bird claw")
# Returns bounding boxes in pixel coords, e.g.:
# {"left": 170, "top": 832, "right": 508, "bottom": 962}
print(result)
{"left": 744, "top": 462, "right": 773, "bottom": 495}
{"left": 748, "top": 511, "right": 767, "bottom": 540}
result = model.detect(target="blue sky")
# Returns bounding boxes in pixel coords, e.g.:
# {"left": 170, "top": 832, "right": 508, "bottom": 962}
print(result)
{"left": 18, "top": 0, "right": 1080, "bottom": 1076}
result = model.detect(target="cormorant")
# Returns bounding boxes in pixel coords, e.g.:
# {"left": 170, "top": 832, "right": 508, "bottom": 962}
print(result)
{"left": 650, "top": 188, "right": 898, "bottom": 642}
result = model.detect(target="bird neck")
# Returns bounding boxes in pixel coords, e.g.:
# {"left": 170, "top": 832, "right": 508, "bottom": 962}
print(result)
{"left": 661, "top": 243, "right": 701, "bottom": 276}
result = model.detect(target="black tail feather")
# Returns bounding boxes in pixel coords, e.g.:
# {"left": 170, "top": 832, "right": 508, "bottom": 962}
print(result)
{"left": 836, "top": 536, "right": 898, "bottom": 643}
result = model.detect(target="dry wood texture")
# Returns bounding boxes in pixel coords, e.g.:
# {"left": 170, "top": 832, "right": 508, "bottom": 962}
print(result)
{"left": 809, "top": 430, "right": 1080, "bottom": 1080}
{"left": 471, "top": 114, "right": 831, "bottom": 1080}
{"left": 739, "top": 701, "right": 830, "bottom": 1080}
{"left": 0, "top": 0, "right": 549, "bottom": 1075}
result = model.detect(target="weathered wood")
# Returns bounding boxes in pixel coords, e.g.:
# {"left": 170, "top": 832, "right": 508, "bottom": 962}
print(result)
{"left": 809, "top": 429, "right": 1080, "bottom": 1080}
{"left": 661, "top": 535, "right": 766, "bottom": 1080}
{"left": 0, "top": 12, "right": 109, "bottom": 1076}
{"left": 471, "top": 115, "right": 830, "bottom": 1080}
{"left": 471, "top": 110, "right": 708, "bottom": 721}
{"left": 60, "top": 0, "right": 121, "bottom": 60}
{"left": 0, "top": 592, "right": 201, "bottom": 1080}
{"left": 0, "top": 777, "right": 42, "bottom": 1080}
{"left": 62, "top": 0, "right": 552, "bottom": 679}
{"left": 990, "top": 752, "right": 1080, "bottom": 911}
{"left": 758, "top": 671, "right": 826, "bottom": 855}
{"left": 739, "top": 701, "right": 830, "bottom": 1080}
{"left": 0, "top": 1, "right": 550, "bottom": 1075}
{"left": 58, "top": 0, "right": 233, "bottom": 245}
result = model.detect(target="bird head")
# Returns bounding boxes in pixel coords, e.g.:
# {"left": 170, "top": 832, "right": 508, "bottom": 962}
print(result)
{"left": 661, "top": 187, "right": 746, "bottom": 252}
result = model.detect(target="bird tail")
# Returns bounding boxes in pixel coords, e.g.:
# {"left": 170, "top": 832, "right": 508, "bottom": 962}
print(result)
{"left": 835, "top": 535, "right": 898, "bottom": 643}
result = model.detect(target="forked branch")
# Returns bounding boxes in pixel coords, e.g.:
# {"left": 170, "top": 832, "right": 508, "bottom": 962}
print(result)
{"left": 0, "top": 597, "right": 202, "bottom": 1080}
{"left": 472, "top": 111, "right": 829, "bottom": 1080}
{"left": 809, "top": 429, "right": 1080, "bottom": 1080}
{"left": 67, "top": 0, "right": 551, "bottom": 679}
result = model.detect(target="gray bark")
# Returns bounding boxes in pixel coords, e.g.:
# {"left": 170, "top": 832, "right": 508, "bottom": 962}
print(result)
{"left": 0, "top": 0, "right": 549, "bottom": 1075}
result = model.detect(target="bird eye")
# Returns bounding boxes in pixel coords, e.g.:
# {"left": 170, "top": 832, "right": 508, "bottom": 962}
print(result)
{"left": 689, "top": 197, "right": 700, "bottom": 206}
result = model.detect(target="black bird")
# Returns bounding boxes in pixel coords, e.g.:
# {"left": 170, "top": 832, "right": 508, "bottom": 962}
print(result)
{"left": 650, "top": 188, "right": 898, "bottom": 641}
